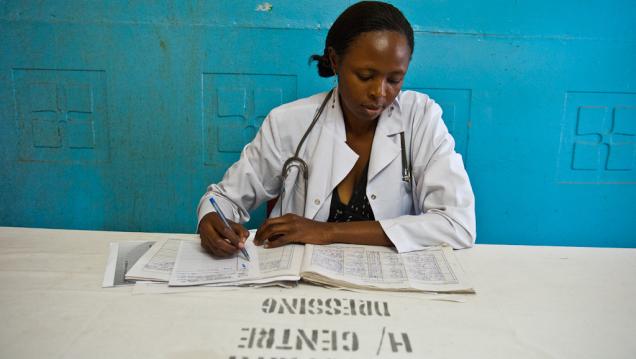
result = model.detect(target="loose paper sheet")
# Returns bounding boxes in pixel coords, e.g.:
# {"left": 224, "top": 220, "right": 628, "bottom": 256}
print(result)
{"left": 125, "top": 236, "right": 192, "bottom": 282}
{"left": 102, "top": 241, "right": 155, "bottom": 287}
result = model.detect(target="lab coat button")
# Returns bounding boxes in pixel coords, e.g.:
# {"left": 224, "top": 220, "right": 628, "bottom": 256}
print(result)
{"left": 370, "top": 194, "right": 376, "bottom": 200}
{"left": 314, "top": 199, "right": 320, "bottom": 205}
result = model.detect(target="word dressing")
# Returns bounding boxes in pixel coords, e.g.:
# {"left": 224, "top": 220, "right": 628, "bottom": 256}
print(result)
{"left": 261, "top": 297, "right": 391, "bottom": 317}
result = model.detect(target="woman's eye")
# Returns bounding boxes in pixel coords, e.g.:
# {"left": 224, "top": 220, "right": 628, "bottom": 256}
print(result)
{"left": 357, "top": 74, "right": 373, "bottom": 81}
{"left": 388, "top": 77, "right": 403, "bottom": 85}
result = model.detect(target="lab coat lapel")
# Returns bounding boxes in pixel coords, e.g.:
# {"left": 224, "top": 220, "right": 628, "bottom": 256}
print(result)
{"left": 304, "top": 90, "right": 358, "bottom": 219}
{"left": 368, "top": 106, "right": 403, "bottom": 182}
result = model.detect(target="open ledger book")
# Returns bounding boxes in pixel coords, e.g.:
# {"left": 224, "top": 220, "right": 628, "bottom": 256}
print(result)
{"left": 164, "top": 233, "right": 474, "bottom": 293}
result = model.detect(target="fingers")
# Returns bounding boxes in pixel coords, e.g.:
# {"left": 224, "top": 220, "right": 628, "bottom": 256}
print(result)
{"left": 254, "top": 220, "right": 279, "bottom": 245}
{"left": 235, "top": 223, "right": 250, "bottom": 239}
{"left": 262, "top": 234, "right": 292, "bottom": 249}
{"left": 200, "top": 225, "right": 236, "bottom": 257}
{"left": 210, "top": 212, "right": 249, "bottom": 250}
{"left": 199, "top": 212, "right": 241, "bottom": 257}
{"left": 204, "top": 238, "right": 237, "bottom": 257}
{"left": 255, "top": 214, "right": 298, "bottom": 246}
{"left": 230, "top": 222, "right": 250, "bottom": 249}
{"left": 214, "top": 219, "right": 240, "bottom": 244}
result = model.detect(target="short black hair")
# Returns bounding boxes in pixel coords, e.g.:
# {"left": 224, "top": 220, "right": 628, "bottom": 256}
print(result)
{"left": 310, "top": 1, "right": 414, "bottom": 77}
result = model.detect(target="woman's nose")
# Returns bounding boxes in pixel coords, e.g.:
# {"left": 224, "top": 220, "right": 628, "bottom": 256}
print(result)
{"left": 369, "top": 79, "right": 387, "bottom": 99}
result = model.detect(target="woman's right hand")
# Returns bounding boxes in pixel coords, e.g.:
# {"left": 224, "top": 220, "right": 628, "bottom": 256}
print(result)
{"left": 198, "top": 212, "right": 249, "bottom": 257}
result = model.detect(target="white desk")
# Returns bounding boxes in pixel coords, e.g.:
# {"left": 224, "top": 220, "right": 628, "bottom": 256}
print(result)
{"left": 0, "top": 226, "right": 634, "bottom": 359}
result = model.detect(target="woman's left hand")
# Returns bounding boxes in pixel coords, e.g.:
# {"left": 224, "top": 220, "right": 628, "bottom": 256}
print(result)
{"left": 254, "top": 213, "right": 332, "bottom": 248}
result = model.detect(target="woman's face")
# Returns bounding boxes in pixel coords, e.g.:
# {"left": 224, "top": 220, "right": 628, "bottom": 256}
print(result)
{"left": 330, "top": 31, "right": 411, "bottom": 125}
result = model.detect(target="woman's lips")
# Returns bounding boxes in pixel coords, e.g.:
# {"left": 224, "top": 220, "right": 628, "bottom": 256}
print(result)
{"left": 362, "top": 104, "right": 384, "bottom": 117}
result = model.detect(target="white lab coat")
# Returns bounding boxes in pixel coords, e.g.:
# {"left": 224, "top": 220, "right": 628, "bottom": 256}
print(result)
{"left": 197, "top": 88, "right": 476, "bottom": 252}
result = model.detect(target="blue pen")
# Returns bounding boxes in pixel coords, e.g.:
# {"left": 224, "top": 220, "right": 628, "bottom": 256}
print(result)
{"left": 209, "top": 197, "right": 250, "bottom": 261}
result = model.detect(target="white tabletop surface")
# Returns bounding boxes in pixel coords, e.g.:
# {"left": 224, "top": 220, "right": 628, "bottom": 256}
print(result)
{"left": 0, "top": 226, "right": 634, "bottom": 359}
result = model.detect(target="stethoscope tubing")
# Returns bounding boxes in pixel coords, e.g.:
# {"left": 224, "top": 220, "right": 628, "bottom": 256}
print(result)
{"left": 279, "top": 88, "right": 414, "bottom": 216}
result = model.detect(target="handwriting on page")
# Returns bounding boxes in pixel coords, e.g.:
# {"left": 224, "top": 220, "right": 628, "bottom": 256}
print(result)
{"left": 259, "top": 245, "right": 294, "bottom": 273}
{"left": 143, "top": 238, "right": 180, "bottom": 272}
{"left": 402, "top": 251, "right": 458, "bottom": 283}
{"left": 169, "top": 240, "right": 303, "bottom": 286}
{"left": 310, "top": 246, "right": 407, "bottom": 281}
{"left": 172, "top": 241, "right": 249, "bottom": 284}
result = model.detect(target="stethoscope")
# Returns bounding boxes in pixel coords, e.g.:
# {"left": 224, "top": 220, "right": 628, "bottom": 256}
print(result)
{"left": 279, "top": 88, "right": 413, "bottom": 216}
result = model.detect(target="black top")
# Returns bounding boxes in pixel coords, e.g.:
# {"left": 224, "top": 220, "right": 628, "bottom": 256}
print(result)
{"left": 327, "top": 164, "right": 375, "bottom": 222}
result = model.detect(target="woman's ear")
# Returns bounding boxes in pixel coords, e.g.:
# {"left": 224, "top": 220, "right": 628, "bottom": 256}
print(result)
{"left": 327, "top": 47, "right": 338, "bottom": 75}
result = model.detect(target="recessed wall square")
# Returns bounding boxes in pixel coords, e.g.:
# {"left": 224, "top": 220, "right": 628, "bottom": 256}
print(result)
{"left": 572, "top": 142, "right": 601, "bottom": 170}
{"left": 202, "top": 73, "right": 297, "bottom": 167}
{"left": 613, "top": 106, "right": 636, "bottom": 135}
{"left": 577, "top": 106, "right": 609, "bottom": 135}
{"left": 217, "top": 124, "right": 249, "bottom": 153}
{"left": 558, "top": 92, "right": 636, "bottom": 183}
{"left": 606, "top": 143, "right": 634, "bottom": 171}
{"left": 12, "top": 68, "right": 109, "bottom": 163}
{"left": 65, "top": 84, "right": 93, "bottom": 113}
{"left": 67, "top": 113, "right": 96, "bottom": 149}
{"left": 28, "top": 82, "right": 57, "bottom": 111}
{"left": 31, "top": 114, "right": 61, "bottom": 148}
{"left": 217, "top": 88, "right": 247, "bottom": 117}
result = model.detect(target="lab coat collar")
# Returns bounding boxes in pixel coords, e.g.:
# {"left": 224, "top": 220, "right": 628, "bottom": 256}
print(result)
{"left": 304, "top": 88, "right": 357, "bottom": 219}
{"left": 303, "top": 88, "right": 404, "bottom": 218}
{"left": 368, "top": 95, "right": 403, "bottom": 182}
{"left": 318, "top": 87, "right": 346, "bottom": 140}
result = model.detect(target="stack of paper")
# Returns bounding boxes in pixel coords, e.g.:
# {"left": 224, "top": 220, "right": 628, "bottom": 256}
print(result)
{"left": 103, "top": 232, "right": 474, "bottom": 294}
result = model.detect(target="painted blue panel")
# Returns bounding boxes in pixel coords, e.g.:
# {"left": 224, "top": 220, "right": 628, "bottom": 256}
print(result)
{"left": 12, "top": 68, "right": 109, "bottom": 163}
{"left": 558, "top": 92, "right": 636, "bottom": 183}
{"left": 202, "top": 73, "right": 297, "bottom": 167}
{"left": 1, "top": 1, "right": 635, "bottom": 247}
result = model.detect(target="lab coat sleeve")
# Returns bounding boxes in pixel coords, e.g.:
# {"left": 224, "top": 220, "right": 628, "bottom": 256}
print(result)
{"left": 379, "top": 99, "right": 476, "bottom": 251}
{"left": 196, "top": 113, "right": 284, "bottom": 226}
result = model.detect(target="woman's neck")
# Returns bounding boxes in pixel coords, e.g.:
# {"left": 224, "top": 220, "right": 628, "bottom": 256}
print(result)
{"left": 344, "top": 115, "right": 377, "bottom": 139}
{"left": 340, "top": 102, "right": 378, "bottom": 138}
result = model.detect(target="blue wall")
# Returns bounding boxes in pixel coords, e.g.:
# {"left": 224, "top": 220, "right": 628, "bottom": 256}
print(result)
{"left": 1, "top": 1, "right": 635, "bottom": 247}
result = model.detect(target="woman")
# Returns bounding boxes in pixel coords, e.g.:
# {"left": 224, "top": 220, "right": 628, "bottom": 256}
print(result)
{"left": 197, "top": 1, "right": 475, "bottom": 257}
